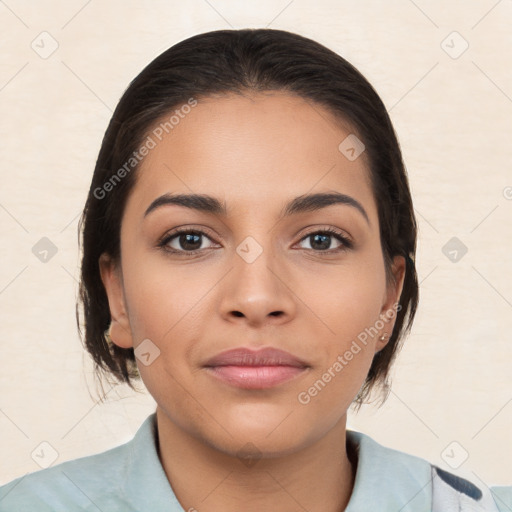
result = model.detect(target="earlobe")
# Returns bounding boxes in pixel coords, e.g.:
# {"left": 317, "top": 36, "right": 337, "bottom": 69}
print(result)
{"left": 98, "top": 253, "right": 134, "bottom": 349}
{"left": 375, "top": 332, "right": 391, "bottom": 353}
{"left": 377, "top": 255, "right": 407, "bottom": 351}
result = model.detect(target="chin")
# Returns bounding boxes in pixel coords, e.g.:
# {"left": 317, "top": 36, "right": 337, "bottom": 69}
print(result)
{"left": 209, "top": 431, "right": 312, "bottom": 462}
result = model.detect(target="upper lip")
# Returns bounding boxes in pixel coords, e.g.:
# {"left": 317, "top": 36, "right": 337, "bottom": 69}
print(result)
{"left": 204, "top": 347, "right": 309, "bottom": 368}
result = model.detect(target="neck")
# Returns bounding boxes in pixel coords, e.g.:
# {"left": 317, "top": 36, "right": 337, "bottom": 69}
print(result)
{"left": 155, "top": 406, "right": 357, "bottom": 512}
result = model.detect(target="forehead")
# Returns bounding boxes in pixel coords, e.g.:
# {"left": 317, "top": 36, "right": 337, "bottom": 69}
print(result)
{"left": 127, "top": 91, "right": 376, "bottom": 220}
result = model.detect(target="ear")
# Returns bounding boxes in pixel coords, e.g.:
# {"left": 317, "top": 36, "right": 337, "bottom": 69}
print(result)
{"left": 98, "top": 253, "right": 134, "bottom": 349}
{"left": 375, "top": 254, "right": 407, "bottom": 353}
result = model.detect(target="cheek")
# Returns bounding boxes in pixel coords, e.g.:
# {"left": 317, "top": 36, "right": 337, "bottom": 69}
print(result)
{"left": 120, "top": 253, "right": 216, "bottom": 397}
{"left": 121, "top": 250, "right": 208, "bottom": 341}
{"left": 291, "top": 260, "right": 387, "bottom": 410}
{"left": 121, "top": 258, "right": 207, "bottom": 412}
{"left": 302, "top": 256, "right": 386, "bottom": 344}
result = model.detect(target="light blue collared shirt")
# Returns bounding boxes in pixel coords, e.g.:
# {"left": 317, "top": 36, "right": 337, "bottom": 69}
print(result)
{"left": 0, "top": 413, "right": 510, "bottom": 511}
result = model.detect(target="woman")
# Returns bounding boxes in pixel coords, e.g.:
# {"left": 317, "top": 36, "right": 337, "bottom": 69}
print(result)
{"left": 0, "top": 28, "right": 509, "bottom": 512}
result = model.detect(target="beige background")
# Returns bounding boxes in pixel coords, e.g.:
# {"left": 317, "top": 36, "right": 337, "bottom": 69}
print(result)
{"left": 1, "top": 0, "right": 511, "bottom": 488}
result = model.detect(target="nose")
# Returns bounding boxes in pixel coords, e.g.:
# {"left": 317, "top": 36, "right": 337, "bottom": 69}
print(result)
{"left": 218, "top": 241, "right": 297, "bottom": 328}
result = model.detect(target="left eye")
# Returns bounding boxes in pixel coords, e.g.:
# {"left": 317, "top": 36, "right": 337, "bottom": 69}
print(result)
{"left": 297, "top": 230, "right": 352, "bottom": 252}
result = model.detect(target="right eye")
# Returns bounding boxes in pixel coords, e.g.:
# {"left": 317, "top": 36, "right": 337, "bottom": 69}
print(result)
{"left": 158, "top": 228, "right": 219, "bottom": 255}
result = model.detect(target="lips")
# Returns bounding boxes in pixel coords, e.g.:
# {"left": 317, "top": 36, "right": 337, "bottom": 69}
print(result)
{"left": 203, "top": 347, "right": 310, "bottom": 389}
{"left": 203, "top": 347, "right": 309, "bottom": 368}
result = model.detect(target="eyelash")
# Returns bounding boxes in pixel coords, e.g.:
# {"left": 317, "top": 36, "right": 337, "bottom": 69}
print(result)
{"left": 157, "top": 227, "right": 353, "bottom": 256}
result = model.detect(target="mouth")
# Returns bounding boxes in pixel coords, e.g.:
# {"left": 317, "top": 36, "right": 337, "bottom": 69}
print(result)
{"left": 203, "top": 347, "right": 310, "bottom": 389}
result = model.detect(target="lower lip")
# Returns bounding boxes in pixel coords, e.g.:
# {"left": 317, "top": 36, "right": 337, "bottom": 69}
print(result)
{"left": 204, "top": 365, "right": 308, "bottom": 389}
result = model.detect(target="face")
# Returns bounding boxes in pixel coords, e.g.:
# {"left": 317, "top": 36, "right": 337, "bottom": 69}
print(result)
{"left": 100, "top": 91, "right": 405, "bottom": 458}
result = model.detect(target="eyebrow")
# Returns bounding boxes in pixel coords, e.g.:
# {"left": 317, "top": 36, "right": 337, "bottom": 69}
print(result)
{"left": 143, "top": 192, "right": 370, "bottom": 225}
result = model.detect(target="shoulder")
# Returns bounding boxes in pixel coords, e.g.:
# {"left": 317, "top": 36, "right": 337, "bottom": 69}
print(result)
{"left": 0, "top": 438, "right": 135, "bottom": 512}
{"left": 0, "top": 413, "right": 165, "bottom": 512}
{"left": 490, "top": 486, "right": 512, "bottom": 512}
{"left": 346, "top": 430, "right": 511, "bottom": 512}
{"left": 0, "top": 413, "right": 180, "bottom": 512}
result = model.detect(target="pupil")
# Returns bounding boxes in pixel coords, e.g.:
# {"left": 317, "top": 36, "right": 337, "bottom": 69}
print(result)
{"left": 312, "top": 234, "right": 330, "bottom": 250}
{"left": 181, "top": 233, "right": 201, "bottom": 250}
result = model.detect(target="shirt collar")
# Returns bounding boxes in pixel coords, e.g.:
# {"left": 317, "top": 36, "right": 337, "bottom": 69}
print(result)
{"left": 344, "top": 429, "right": 432, "bottom": 511}
{"left": 124, "top": 413, "right": 185, "bottom": 511}
{"left": 125, "top": 413, "right": 432, "bottom": 511}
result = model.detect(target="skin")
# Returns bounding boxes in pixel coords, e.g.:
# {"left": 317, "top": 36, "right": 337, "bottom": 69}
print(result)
{"left": 100, "top": 91, "right": 406, "bottom": 512}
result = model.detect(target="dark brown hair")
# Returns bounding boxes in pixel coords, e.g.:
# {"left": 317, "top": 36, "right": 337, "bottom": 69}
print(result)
{"left": 77, "top": 28, "right": 418, "bottom": 407}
